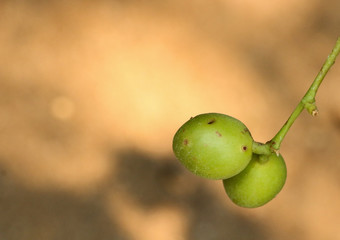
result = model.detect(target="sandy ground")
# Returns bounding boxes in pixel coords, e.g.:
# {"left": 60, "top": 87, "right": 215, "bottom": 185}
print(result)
{"left": 0, "top": 0, "right": 340, "bottom": 239}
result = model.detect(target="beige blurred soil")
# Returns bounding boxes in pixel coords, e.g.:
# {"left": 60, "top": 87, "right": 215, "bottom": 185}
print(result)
{"left": 0, "top": 0, "right": 340, "bottom": 239}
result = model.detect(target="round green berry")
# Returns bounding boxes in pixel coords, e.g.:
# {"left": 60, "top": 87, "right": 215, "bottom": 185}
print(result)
{"left": 172, "top": 113, "right": 253, "bottom": 179}
{"left": 223, "top": 153, "right": 287, "bottom": 208}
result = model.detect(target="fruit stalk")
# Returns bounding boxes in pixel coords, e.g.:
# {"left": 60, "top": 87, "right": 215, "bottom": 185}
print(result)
{"left": 253, "top": 37, "right": 340, "bottom": 154}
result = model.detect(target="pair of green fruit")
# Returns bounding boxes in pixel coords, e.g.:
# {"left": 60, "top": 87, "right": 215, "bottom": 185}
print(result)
{"left": 173, "top": 113, "right": 287, "bottom": 208}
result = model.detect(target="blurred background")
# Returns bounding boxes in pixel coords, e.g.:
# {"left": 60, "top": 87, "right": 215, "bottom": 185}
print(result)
{"left": 0, "top": 0, "right": 340, "bottom": 239}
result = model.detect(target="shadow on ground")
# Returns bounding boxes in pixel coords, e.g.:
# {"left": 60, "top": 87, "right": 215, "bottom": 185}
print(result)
{"left": 0, "top": 149, "right": 269, "bottom": 240}
{"left": 111, "top": 149, "right": 269, "bottom": 240}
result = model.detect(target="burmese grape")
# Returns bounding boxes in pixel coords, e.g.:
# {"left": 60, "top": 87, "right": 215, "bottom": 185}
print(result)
{"left": 223, "top": 153, "right": 287, "bottom": 208}
{"left": 172, "top": 113, "right": 253, "bottom": 179}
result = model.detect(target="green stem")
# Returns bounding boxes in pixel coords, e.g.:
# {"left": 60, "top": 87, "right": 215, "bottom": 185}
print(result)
{"left": 253, "top": 37, "right": 340, "bottom": 155}
{"left": 252, "top": 141, "right": 271, "bottom": 155}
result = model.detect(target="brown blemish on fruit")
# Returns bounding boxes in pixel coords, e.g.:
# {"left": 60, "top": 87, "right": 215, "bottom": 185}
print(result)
{"left": 216, "top": 131, "right": 222, "bottom": 137}
{"left": 183, "top": 139, "right": 188, "bottom": 145}
{"left": 242, "top": 146, "right": 247, "bottom": 151}
{"left": 241, "top": 128, "right": 249, "bottom": 134}
{"left": 208, "top": 119, "right": 216, "bottom": 124}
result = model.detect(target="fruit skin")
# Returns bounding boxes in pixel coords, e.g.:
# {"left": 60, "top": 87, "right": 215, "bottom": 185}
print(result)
{"left": 223, "top": 153, "right": 287, "bottom": 208}
{"left": 172, "top": 113, "right": 253, "bottom": 180}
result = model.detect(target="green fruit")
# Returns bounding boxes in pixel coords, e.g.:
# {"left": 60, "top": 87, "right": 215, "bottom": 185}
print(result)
{"left": 223, "top": 153, "right": 287, "bottom": 208}
{"left": 172, "top": 113, "right": 253, "bottom": 179}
